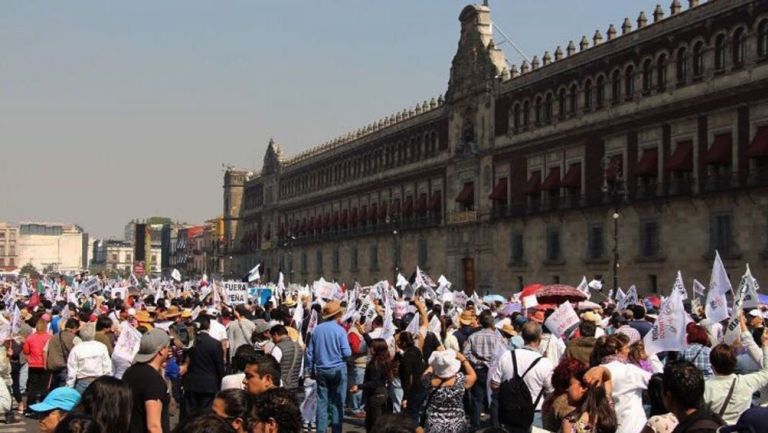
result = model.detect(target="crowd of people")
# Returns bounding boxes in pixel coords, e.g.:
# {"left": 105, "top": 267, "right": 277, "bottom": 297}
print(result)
{"left": 0, "top": 267, "right": 766, "bottom": 433}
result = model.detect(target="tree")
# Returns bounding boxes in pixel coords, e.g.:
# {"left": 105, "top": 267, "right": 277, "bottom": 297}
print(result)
{"left": 19, "top": 263, "right": 39, "bottom": 279}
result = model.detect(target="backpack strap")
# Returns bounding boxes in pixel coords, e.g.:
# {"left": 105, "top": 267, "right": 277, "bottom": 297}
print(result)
{"left": 718, "top": 377, "right": 737, "bottom": 419}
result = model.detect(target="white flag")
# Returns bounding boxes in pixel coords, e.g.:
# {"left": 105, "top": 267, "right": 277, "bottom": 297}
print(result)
{"left": 692, "top": 279, "right": 706, "bottom": 299}
{"left": 306, "top": 310, "right": 318, "bottom": 335}
{"left": 414, "top": 267, "right": 436, "bottom": 289}
{"left": 437, "top": 275, "right": 452, "bottom": 295}
{"left": 292, "top": 302, "right": 304, "bottom": 331}
{"left": 405, "top": 312, "right": 420, "bottom": 335}
{"left": 396, "top": 273, "right": 409, "bottom": 290}
{"left": 277, "top": 272, "right": 286, "bottom": 299}
{"left": 673, "top": 271, "right": 688, "bottom": 300}
{"left": 724, "top": 266, "right": 757, "bottom": 344}
{"left": 576, "top": 276, "right": 590, "bottom": 299}
{"left": 706, "top": 251, "right": 731, "bottom": 323}
{"left": 644, "top": 288, "right": 687, "bottom": 355}
{"left": 428, "top": 315, "right": 442, "bottom": 337}
{"left": 741, "top": 265, "right": 760, "bottom": 310}
{"left": 248, "top": 264, "right": 261, "bottom": 282}
{"left": 618, "top": 286, "right": 638, "bottom": 310}
{"left": 171, "top": 269, "right": 182, "bottom": 282}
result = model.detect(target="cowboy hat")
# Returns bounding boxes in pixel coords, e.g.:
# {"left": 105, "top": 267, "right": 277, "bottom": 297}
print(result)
{"left": 165, "top": 306, "right": 181, "bottom": 319}
{"left": 458, "top": 310, "right": 476, "bottom": 326}
{"left": 283, "top": 297, "right": 297, "bottom": 307}
{"left": 322, "top": 300, "right": 345, "bottom": 320}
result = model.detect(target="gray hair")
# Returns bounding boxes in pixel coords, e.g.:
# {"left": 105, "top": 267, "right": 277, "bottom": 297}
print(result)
{"left": 521, "top": 321, "right": 542, "bottom": 345}
{"left": 79, "top": 322, "right": 96, "bottom": 342}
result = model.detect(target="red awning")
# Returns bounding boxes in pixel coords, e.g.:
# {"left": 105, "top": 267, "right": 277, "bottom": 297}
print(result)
{"left": 561, "top": 163, "right": 581, "bottom": 189}
{"left": 665, "top": 141, "right": 693, "bottom": 172}
{"left": 489, "top": 178, "right": 508, "bottom": 201}
{"left": 359, "top": 206, "right": 368, "bottom": 224}
{"left": 704, "top": 133, "right": 732, "bottom": 164}
{"left": 415, "top": 194, "right": 427, "bottom": 214}
{"left": 403, "top": 196, "right": 414, "bottom": 216}
{"left": 525, "top": 171, "right": 542, "bottom": 194}
{"left": 747, "top": 126, "right": 768, "bottom": 158}
{"left": 428, "top": 192, "right": 442, "bottom": 211}
{"left": 455, "top": 183, "right": 474, "bottom": 204}
{"left": 635, "top": 148, "right": 658, "bottom": 177}
{"left": 379, "top": 202, "right": 388, "bottom": 219}
{"left": 541, "top": 167, "right": 561, "bottom": 191}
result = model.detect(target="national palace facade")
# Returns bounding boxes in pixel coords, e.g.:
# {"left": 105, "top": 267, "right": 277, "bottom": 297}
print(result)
{"left": 223, "top": 0, "right": 768, "bottom": 295}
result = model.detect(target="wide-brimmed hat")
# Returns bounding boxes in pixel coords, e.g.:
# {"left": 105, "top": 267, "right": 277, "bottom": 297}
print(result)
{"left": 458, "top": 310, "right": 476, "bottom": 326}
{"left": 429, "top": 350, "right": 461, "bottom": 379}
{"left": 580, "top": 311, "right": 601, "bottom": 323}
{"left": 165, "top": 306, "right": 181, "bottom": 319}
{"left": 135, "top": 310, "right": 154, "bottom": 324}
{"left": 530, "top": 310, "right": 545, "bottom": 323}
{"left": 134, "top": 329, "right": 170, "bottom": 363}
{"left": 181, "top": 309, "right": 193, "bottom": 319}
{"left": 322, "top": 300, "right": 345, "bottom": 320}
{"left": 283, "top": 297, "right": 297, "bottom": 307}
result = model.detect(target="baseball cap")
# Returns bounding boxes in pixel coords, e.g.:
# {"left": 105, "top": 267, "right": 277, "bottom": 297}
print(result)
{"left": 253, "top": 319, "right": 271, "bottom": 335}
{"left": 133, "top": 329, "right": 171, "bottom": 363}
{"left": 30, "top": 386, "right": 81, "bottom": 413}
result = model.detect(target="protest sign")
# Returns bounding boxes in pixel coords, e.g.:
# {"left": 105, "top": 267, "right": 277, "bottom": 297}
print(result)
{"left": 80, "top": 278, "right": 100, "bottom": 296}
{"left": 544, "top": 301, "right": 580, "bottom": 338}
{"left": 112, "top": 321, "right": 142, "bottom": 364}
{"left": 453, "top": 291, "right": 468, "bottom": 308}
{"left": 522, "top": 294, "right": 539, "bottom": 309}
{"left": 222, "top": 281, "right": 248, "bottom": 304}
{"left": 313, "top": 280, "right": 336, "bottom": 300}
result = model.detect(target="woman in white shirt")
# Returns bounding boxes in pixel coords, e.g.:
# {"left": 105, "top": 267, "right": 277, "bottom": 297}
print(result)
{"left": 592, "top": 334, "right": 651, "bottom": 433}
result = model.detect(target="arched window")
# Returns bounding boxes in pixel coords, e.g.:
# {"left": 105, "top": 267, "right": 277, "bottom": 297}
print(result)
{"left": 513, "top": 104, "right": 521, "bottom": 130}
{"left": 544, "top": 93, "right": 553, "bottom": 124}
{"left": 596, "top": 76, "right": 605, "bottom": 107}
{"left": 732, "top": 28, "right": 745, "bottom": 66}
{"left": 584, "top": 79, "right": 593, "bottom": 110}
{"left": 558, "top": 88, "right": 566, "bottom": 118}
{"left": 676, "top": 47, "right": 687, "bottom": 83}
{"left": 624, "top": 65, "right": 635, "bottom": 98}
{"left": 642, "top": 59, "right": 653, "bottom": 94}
{"left": 759, "top": 20, "right": 768, "bottom": 58}
{"left": 657, "top": 54, "right": 667, "bottom": 90}
{"left": 714, "top": 34, "right": 726, "bottom": 70}
{"left": 535, "top": 96, "right": 542, "bottom": 125}
{"left": 523, "top": 100, "right": 530, "bottom": 126}
{"left": 569, "top": 84, "right": 578, "bottom": 114}
{"left": 693, "top": 41, "right": 704, "bottom": 76}
{"left": 611, "top": 70, "right": 621, "bottom": 103}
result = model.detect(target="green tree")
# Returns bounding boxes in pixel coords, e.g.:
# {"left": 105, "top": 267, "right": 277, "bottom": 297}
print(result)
{"left": 19, "top": 263, "right": 40, "bottom": 279}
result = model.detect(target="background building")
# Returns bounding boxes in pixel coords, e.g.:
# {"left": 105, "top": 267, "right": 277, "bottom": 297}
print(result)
{"left": 14, "top": 222, "right": 88, "bottom": 273}
{"left": 223, "top": 1, "right": 768, "bottom": 295}
{"left": 0, "top": 221, "right": 19, "bottom": 272}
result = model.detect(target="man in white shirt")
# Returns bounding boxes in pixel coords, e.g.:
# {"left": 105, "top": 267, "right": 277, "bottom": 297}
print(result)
{"left": 490, "top": 321, "right": 554, "bottom": 431}
{"left": 206, "top": 308, "right": 229, "bottom": 362}
{"left": 226, "top": 305, "right": 256, "bottom": 363}
{"left": 66, "top": 323, "right": 112, "bottom": 393}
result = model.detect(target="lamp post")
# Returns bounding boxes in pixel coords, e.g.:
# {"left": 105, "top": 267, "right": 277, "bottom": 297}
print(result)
{"left": 602, "top": 156, "right": 625, "bottom": 292}
{"left": 283, "top": 234, "right": 296, "bottom": 282}
{"left": 385, "top": 215, "right": 400, "bottom": 278}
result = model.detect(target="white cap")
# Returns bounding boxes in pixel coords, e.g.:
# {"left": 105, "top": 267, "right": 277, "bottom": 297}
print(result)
{"left": 128, "top": 308, "right": 137, "bottom": 316}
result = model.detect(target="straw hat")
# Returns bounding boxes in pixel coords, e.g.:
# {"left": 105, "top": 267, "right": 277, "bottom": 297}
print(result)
{"left": 429, "top": 350, "right": 461, "bottom": 379}
{"left": 322, "top": 300, "right": 345, "bottom": 320}
{"left": 135, "top": 310, "right": 154, "bottom": 324}
{"left": 165, "top": 306, "right": 181, "bottom": 319}
{"left": 181, "top": 309, "right": 193, "bottom": 319}
{"left": 580, "top": 311, "right": 601, "bottom": 323}
{"left": 283, "top": 297, "right": 297, "bottom": 307}
{"left": 458, "top": 310, "right": 476, "bottom": 326}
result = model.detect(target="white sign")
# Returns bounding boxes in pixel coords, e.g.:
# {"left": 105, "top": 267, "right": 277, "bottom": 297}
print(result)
{"left": 112, "top": 321, "right": 142, "bottom": 363}
{"left": 313, "top": 280, "right": 336, "bottom": 300}
{"left": 223, "top": 281, "right": 249, "bottom": 305}
{"left": 522, "top": 294, "right": 539, "bottom": 309}
{"left": 452, "top": 291, "right": 469, "bottom": 308}
{"left": 80, "top": 278, "right": 101, "bottom": 296}
{"left": 544, "top": 301, "right": 580, "bottom": 338}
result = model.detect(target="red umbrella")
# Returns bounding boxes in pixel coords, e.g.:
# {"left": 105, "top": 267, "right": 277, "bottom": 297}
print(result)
{"left": 519, "top": 283, "right": 544, "bottom": 299}
{"left": 536, "top": 284, "right": 587, "bottom": 304}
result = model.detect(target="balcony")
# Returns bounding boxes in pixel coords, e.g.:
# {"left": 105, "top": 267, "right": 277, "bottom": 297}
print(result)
{"left": 278, "top": 214, "right": 442, "bottom": 246}
{"left": 447, "top": 210, "right": 478, "bottom": 225}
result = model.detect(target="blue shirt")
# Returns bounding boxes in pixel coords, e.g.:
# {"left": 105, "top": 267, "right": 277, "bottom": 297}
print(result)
{"left": 307, "top": 321, "right": 352, "bottom": 371}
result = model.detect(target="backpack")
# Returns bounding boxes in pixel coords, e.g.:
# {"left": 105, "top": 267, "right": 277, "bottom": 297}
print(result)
{"left": 498, "top": 350, "right": 543, "bottom": 429}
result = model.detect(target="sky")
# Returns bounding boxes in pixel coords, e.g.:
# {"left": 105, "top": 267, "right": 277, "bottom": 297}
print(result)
{"left": 1, "top": 0, "right": 667, "bottom": 239}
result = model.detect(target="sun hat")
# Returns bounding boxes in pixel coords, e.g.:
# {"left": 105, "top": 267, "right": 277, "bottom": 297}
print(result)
{"left": 283, "top": 297, "right": 297, "bottom": 307}
{"left": 322, "top": 300, "right": 345, "bottom": 320}
{"left": 30, "top": 386, "right": 81, "bottom": 413}
{"left": 181, "top": 309, "right": 193, "bottom": 319}
{"left": 133, "top": 328, "right": 171, "bottom": 363}
{"left": 458, "top": 310, "right": 476, "bottom": 326}
{"left": 253, "top": 319, "right": 271, "bottom": 335}
{"left": 165, "top": 306, "right": 181, "bottom": 319}
{"left": 718, "top": 407, "right": 768, "bottom": 433}
{"left": 429, "top": 350, "right": 461, "bottom": 379}
{"left": 616, "top": 325, "right": 641, "bottom": 346}
{"left": 580, "top": 311, "right": 601, "bottom": 323}
{"left": 530, "top": 311, "right": 545, "bottom": 323}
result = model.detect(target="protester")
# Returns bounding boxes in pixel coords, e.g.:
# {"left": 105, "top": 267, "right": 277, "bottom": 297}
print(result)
{"left": 541, "top": 358, "right": 586, "bottom": 432}
{"left": 23, "top": 318, "right": 52, "bottom": 408}
{"left": 462, "top": 309, "right": 506, "bottom": 428}
{"left": 269, "top": 325, "right": 302, "bottom": 392}
{"left": 123, "top": 328, "right": 171, "bottom": 433}
{"left": 30, "top": 386, "right": 81, "bottom": 433}
{"left": 346, "top": 317, "right": 369, "bottom": 418}
{"left": 369, "top": 413, "right": 418, "bottom": 433}
{"left": 70, "top": 376, "right": 132, "bottom": 433}
{"left": 640, "top": 374, "right": 678, "bottom": 433}
{"left": 565, "top": 320, "right": 598, "bottom": 365}
{"left": 94, "top": 315, "right": 114, "bottom": 356}
{"left": 561, "top": 368, "right": 616, "bottom": 433}
{"left": 305, "top": 300, "right": 351, "bottom": 433}
{"left": 662, "top": 361, "right": 723, "bottom": 433}
{"left": 211, "top": 389, "right": 251, "bottom": 433}
{"left": 182, "top": 315, "right": 225, "bottom": 417}
{"left": 226, "top": 305, "right": 256, "bottom": 364}
{"left": 222, "top": 345, "right": 257, "bottom": 391}
{"left": 702, "top": 330, "right": 768, "bottom": 425}
{"left": 421, "top": 349, "right": 476, "bottom": 433}
{"left": 65, "top": 323, "right": 113, "bottom": 393}
{"left": 45, "top": 318, "right": 80, "bottom": 389}
{"left": 250, "top": 387, "right": 302, "bottom": 433}
{"left": 396, "top": 330, "right": 427, "bottom": 423}
{"left": 242, "top": 352, "right": 281, "bottom": 396}
{"left": 171, "top": 413, "right": 235, "bottom": 433}
{"left": 350, "top": 338, "right": 392, "bottom": 432}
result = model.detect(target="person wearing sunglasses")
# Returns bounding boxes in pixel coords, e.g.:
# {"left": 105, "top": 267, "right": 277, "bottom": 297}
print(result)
{"left": 212, "top": 389, "right": 251, "bottom": 433}
{"left": 29, "top": 386, "right": 81, "bottom": 433}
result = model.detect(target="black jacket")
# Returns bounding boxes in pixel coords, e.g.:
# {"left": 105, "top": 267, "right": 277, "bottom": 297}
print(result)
{"left": 183, "top": 332, "right": 225, "bottom": 393}
{"left": 671, "top": 409, "right": 724, "bottom": 433}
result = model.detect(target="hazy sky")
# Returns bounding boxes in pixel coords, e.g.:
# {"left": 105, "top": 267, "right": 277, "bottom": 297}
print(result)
{"left": 1, "top": 0, "right": 666, "bottom": 238}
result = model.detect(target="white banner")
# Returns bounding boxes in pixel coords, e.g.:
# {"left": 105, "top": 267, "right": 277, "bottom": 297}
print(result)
{"left": 644, "top": 288, "right": 687, "bottom": 355}
{"left": 223, "top": 281, "right": 249, "bottom": 305}
{"left": 80, "top": 277, "right": 101, "bottom": 296}
{"left": 522, "top": 294, "right": 539, "bottom": 309}
{"left": 452, "top": 291, "right": 468, "bottom": 308}
{"left": 112, "top": 321, "right": 142, "bottom": 364}
{"left": 706, "top": 251, "right": 731, "bottom": 323}
{"left": 313, "top": 280, "right": 336, "bottom": 300}
{"left": 724, "top": 266, "right": 759, "bottom": 344}
{"left": 544, "top": 301, "right": 580, "bottom": 338}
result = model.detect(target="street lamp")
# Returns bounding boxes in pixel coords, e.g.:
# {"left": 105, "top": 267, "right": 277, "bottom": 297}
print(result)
{"left": 385, "top": 215, "right": 400, "bottom": 277}
{"left": 602, "top": 156, "right": 625, "bottom": 293}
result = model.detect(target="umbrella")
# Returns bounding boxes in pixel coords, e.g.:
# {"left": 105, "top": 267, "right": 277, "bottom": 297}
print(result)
{"left": 575, "top": 300, "right": 601, "bottom": 311}
{"left": 483, "top": 294, "right": 506, "bottom": 304}
{"left": 519, "top": 283, "right": 544, "bottom": 299}
{"left": 536, "top": 284, "right": 587, "bottom": 304}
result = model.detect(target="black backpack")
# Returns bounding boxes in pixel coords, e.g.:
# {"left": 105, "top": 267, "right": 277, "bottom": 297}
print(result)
{"left": 498, "top": 350, "right": 543, "bottom": 429}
